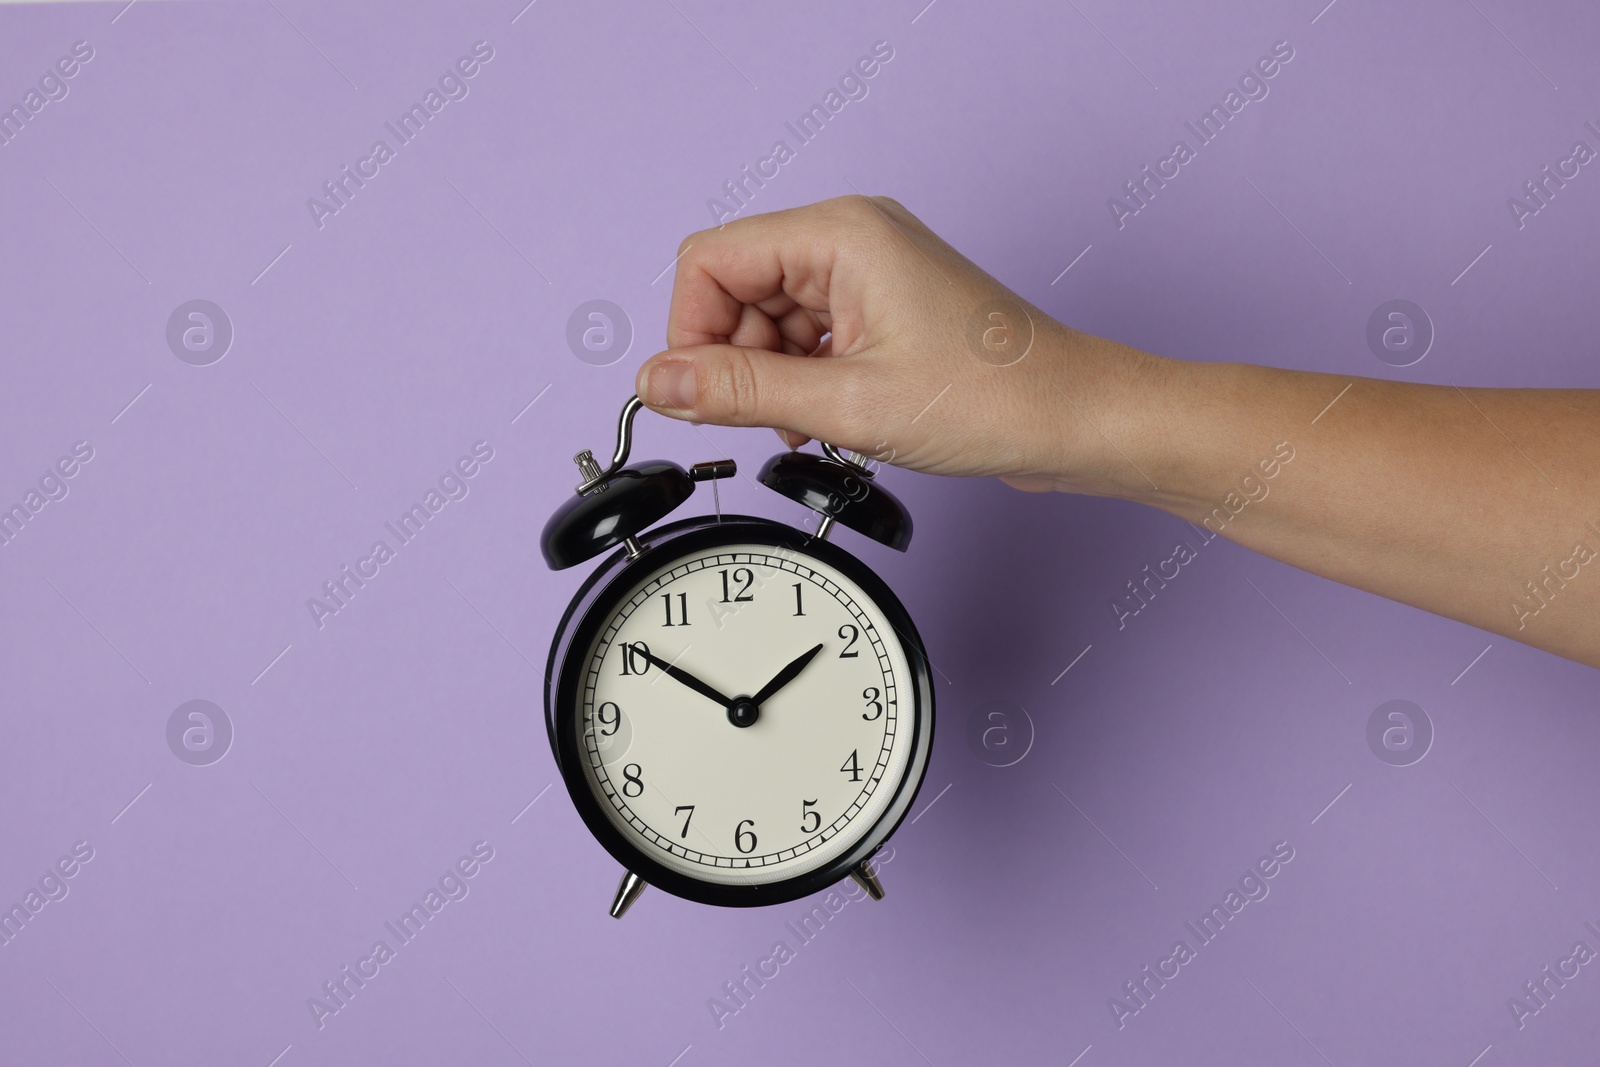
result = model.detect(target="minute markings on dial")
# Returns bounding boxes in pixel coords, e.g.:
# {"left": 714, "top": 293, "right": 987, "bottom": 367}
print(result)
{"left": 581, "top": 551, "right": 902, "bottom": 869}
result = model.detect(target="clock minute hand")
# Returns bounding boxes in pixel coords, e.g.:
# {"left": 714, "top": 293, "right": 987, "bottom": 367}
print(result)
{"left": 636, "top": 647, "right": 734, "bottom": 708}
{"left": 750, "top": 643, "right": 825, "bottom": 707}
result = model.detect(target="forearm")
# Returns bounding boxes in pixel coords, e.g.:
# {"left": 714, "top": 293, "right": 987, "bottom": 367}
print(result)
{"left": 1080, "top": 350, "right": 1600, "bottom": 665}
{"left": 638, "top": 196, "right": 1600, "bottom": 667}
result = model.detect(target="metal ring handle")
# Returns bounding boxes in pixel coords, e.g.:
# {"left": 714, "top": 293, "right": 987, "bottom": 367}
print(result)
{"left": 821, "top": 442, "right": 875, "bottom": 478}
{"left": 575, "top": 395, "right": 646, "bottom": 494}
{"left": 577, "top": 395, "right": 873, "bottom": 494}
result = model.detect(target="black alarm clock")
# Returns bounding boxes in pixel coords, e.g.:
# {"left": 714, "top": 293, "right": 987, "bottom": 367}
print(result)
{"left": 541, "top": 395, "right": 934, "bottom": 915}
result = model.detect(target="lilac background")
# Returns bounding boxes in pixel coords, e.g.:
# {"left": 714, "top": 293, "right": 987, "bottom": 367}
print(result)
{"left": 2, "top": 0, "right": 1598, "bottom": 1064}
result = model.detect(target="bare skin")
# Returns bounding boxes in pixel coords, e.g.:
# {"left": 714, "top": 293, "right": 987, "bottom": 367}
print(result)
{"left": 634, "top": 196, "right": 1600, "bottom": 668}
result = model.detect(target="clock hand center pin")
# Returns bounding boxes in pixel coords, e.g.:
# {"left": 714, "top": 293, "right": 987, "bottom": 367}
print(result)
{"left": 730, "top": 642, "right": 827, "bottom": 729}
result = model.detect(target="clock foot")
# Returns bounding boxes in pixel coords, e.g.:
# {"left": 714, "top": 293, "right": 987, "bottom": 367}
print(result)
{"left": 848, "top": 860, "right": 884, "bottom": 901}
{"left": 610, "top": 869, "right": 647, "bottom": 918}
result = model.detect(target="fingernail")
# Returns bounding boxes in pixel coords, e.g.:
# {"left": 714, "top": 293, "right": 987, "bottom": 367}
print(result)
{"left": 648, "top": 362, "right": 696, "bottom": 411}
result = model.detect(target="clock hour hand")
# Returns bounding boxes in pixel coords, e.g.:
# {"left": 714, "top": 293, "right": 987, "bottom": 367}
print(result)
{"left": 750, "top": 643, "right": 825, "bottom": 707}
{"left": 635, "top": 647, "right": 734, "bottom": 708}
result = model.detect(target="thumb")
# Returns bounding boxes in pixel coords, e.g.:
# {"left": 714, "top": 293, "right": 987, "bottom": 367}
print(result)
{"left": 636, "top": 345, "right": 851, "bottom": 440}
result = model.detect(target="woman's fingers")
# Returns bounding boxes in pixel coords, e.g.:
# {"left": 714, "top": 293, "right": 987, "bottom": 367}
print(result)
{"left": 663, "top": 200, "right": 866, "bottom": 348}
{"left": 637, "top": 342, "right": 860, "bottom": 444}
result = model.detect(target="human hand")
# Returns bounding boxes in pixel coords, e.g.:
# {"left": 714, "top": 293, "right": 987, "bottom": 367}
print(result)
{"left": 634, "top": 196, "right": 1164, "bottom": 497}
{"left": 634, "top": 197, "right": 1600, "bottom": 668}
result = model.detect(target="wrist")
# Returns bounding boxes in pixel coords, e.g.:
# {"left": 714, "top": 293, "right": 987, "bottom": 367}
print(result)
{"left": 1029, "top": 327, "right": 1194, "bottom": 508}
{"left": 1065, "top": 352, "right": 1300, "bottom": 531}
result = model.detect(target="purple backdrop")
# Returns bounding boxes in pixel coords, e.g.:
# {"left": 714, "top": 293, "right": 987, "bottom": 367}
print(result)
{"left": 2, "top": 0, "right": 1598, "bottom": 1064}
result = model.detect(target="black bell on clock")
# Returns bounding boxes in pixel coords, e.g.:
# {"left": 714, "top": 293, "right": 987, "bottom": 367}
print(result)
{"left": 541, "top": 396, "right": 738, "bottom": 570}
{"left": 540, "top": 394, "right": 934, "bottom": 918}
{"left": 757, "top": 444, "right": 912, "bottom": 551}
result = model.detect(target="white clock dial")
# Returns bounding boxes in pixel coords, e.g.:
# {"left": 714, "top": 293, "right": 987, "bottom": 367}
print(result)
{"left": 576, "top": 544, "right": 914, "bottom": 885}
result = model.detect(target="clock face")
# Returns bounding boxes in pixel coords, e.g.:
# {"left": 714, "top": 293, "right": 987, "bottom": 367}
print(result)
{"left": 572, "top": 541, "right": 917, "bottom": 887}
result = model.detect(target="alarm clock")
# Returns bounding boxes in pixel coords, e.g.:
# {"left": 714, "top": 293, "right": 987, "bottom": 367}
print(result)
{"left": 541, "top": 395, "right": 934, "bottom": 916}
